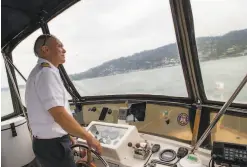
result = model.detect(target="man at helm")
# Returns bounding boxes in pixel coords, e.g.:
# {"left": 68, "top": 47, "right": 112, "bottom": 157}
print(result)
{"left": 25, "top": 34, "right": 102, "bottom": 167}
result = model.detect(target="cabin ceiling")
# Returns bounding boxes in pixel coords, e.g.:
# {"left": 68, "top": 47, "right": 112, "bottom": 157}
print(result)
{"left": 1, "top": 0, "right": 80, "bottom": 51}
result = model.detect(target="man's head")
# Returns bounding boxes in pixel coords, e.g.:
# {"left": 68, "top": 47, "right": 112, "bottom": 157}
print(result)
{"left": 34, "top": 34, "right": 66, "bottom": 67}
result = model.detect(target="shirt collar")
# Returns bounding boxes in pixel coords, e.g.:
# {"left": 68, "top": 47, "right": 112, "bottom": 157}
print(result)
{"left": 37, "top": 58, "right": 59, "bottom": 73}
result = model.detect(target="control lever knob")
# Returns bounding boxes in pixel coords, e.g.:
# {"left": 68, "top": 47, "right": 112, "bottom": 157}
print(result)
{"left": 108, "top": 109, "right": 112, "bottom": 114}
{"left": 91, "top": 107, "right": 96, "bottom": 112}
{"left": 128, "top": 142, "right": 132, "bottom": 147}
{"left": 136, "top": 143, "right": 140, "bottom": 148}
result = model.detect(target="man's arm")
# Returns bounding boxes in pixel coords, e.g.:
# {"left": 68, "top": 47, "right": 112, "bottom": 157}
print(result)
{"left": 48, "top": 106, "right": 92, "bottom": 141}
{"left": 49, "top": 106, "right": 102, "bottom": 154}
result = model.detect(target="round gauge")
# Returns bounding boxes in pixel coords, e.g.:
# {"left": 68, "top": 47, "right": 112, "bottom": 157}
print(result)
{"left": 99, "top": 138, "right": 107, "bottom": 144}
{"left": 99, "top": 138, "right": 104, "bottom": 143}
{"left": 119, "top": 134, "right": 124, "bottom": 139}
{"left": 102, "top": 138, "right": 107, "bottom": 144}
{"left": 101, "top": 130, "right": 109, "bottom": 138}
{"left": 113, "top": 140, "right": 119, "bottom": 145}
{"left": 159, "top": 149, "right": 176, "bottom": 162}
{"left": 108, "top": 131, "right": 119, "bottom": 140}
{"left": 105, "top": 138, "right": 111, "bottom": 144}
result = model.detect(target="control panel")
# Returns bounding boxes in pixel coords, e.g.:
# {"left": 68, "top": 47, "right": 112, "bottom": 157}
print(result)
{"left": 88, "top": 123, "right": 127, "bottom": 146}
{"left": 76, "top": 121, "right": 191, "bottom": 167}
{"left": 212, "top": 141, "right": 247, "bottom": 166}
{"left": 77, "top": 121, "right": 145, "bottom": 162}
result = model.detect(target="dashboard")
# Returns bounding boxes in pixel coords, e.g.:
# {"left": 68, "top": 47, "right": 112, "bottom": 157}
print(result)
{"left": 77, "top": 121, "right": 145, "bottom": 163}
{"left": 75, "top": 104, "right": 247, "bottom": 167}
{"left": 88, "top": 124, "right": 127, "bottom": 146}
{"left": 77, "top": 121, "right": 193, "bottom": 167}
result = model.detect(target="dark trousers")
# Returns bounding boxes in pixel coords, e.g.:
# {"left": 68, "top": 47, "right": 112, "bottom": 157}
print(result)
{"left": 32, "top": 135, "right": 76, "bottom": 167}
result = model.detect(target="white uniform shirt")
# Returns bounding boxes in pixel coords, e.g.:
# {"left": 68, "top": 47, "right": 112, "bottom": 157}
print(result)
{"left": 25, "top": 58, "right": 72, "bottom": 139}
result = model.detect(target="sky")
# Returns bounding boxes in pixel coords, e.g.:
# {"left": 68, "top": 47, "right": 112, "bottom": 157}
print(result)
{"left": 1, "top": 0, "right": 247, "bottom": 87}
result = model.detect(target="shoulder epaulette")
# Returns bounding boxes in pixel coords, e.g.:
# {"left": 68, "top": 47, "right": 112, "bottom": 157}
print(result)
{"left": 41, "top": 62, "right": 51, "bottom": 68}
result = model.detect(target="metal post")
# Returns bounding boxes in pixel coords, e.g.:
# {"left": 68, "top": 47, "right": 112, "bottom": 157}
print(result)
{"left": 39, "top": 10, "right": 50, "bottom": 34}
{"left": 191, "top": 74, "right": 247, "bottom": 153}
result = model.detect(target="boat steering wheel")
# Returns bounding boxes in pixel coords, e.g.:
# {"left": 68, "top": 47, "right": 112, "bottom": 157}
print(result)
{"left": 71, "top": 143, "right": 109, "bottom": 167}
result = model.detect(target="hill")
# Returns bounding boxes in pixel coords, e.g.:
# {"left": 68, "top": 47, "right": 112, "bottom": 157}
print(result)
{"left": 70, "top": 29, "right": 247, "bottom": 80}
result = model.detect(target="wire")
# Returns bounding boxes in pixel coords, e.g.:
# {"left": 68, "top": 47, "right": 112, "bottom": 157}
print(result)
{"left": 143, "top": 152, "right": 152, "bottom": 167}
{"left": 150, "top": 158, "right": 180, "bottom": 166}
{"left": 209, "top": 157, "right": 213, "bottom": 167}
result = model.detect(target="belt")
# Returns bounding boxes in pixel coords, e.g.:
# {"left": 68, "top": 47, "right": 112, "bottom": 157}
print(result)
{"left": 33, "top": 134, "right": 69, "bottom": 140}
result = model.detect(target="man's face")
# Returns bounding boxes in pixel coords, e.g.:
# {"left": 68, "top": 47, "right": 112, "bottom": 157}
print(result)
{"left": 42, "top": 36, "right": 66, "bottom": 65}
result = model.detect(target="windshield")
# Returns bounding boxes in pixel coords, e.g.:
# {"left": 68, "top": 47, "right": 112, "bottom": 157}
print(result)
{"left": 191, "top": 0, "right": 247, "bottom": 104}
{"left": 48, "top": 0, "right": 188, "bottom": 97}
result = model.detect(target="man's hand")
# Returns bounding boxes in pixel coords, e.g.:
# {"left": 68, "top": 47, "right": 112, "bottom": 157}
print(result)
{"left": 85, "top": 134, "right": 102, "bottom": 155}
{"left": 69, "top": 136, "right": 77, "bottom": 145}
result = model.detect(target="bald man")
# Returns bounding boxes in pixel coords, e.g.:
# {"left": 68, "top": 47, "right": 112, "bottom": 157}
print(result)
{"left": 25, "top": 34, "right": 102, "bottom": 167}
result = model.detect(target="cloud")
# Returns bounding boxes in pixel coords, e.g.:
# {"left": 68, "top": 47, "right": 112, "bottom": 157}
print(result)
{"left": 191, "top": 0, "right": 247, "bottom": 36}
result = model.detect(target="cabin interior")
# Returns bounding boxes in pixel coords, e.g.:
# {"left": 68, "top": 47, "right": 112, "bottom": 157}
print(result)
{"left": 1, "top": 0, "right": 247, "bottom": 167}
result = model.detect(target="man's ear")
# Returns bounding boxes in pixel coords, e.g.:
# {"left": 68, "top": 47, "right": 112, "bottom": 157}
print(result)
{"left": 41, "top": 45, "right": 49, "bottom": 54}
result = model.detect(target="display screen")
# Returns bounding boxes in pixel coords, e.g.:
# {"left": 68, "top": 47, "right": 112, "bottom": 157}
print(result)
{"left": 126, "top": 102, "right": 146, "bottom": 122}
{"left": 88, "top": 124, "right": 128, "bottom": 146}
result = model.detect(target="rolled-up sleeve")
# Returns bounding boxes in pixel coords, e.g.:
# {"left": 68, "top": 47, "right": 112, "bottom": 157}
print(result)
{"left": 35, "top": 69, "right": 64, "bottom": 111}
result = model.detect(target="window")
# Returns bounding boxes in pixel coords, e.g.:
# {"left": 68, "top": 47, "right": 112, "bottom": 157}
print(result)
{"left": 1, "top": 57, "right": 14, "bottom": 117}
{"left": 191, "top": 0, "right": 247, "bottom": 104}
{"left": 210, "top": 112, "right": 247, "bottom": 146}
{"left": 48, "top": 0, "right": 188, "bottom": 97}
